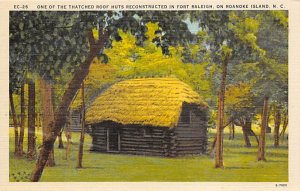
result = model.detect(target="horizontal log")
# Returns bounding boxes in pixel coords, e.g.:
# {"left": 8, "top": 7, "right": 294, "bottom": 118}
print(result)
{"left": 176, "top": 147, "right": 206, "bottom": 152}
{"left": 175, "top": 135, "right": 205, "bottom": 139}
{"left": 121, "top": 142, "right": 163, "bottom": 147}
{"left": 175, "top": 131, "right": 205, "bottom": 135}
{"left": 176, "top": 143, "right": 206, "bottom": 148}
{"left": 176, "top": 146, "right": 206, "bottom": 151}
{"left": 122, "top": 128, "right": 165, "bottom": 133}
{"left": 120, "top": 141, "right": 165, "bottom": 146}
{"left": 121, "top": 135, "right": 165, "bottom": 140}
{"left": 120, "top": 150, "right": 165, "bottom": 157}
{"left": 122, "top": 130, "right": 165, "bottom": 135}
{"left": 176, "top": 152, "right": 205, "bottom": 156}
{"left": 120, "top": 147, "right": 166, "bottom": 154}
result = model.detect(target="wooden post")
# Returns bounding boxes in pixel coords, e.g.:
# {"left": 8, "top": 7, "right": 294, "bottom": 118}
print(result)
{"left": 77, "top": 82, "right": 85, "bottom": 168}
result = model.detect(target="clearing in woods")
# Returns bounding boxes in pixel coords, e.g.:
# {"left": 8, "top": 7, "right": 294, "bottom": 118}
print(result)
{"left": 9, "top": 128, "right": 288, "bottom": 182}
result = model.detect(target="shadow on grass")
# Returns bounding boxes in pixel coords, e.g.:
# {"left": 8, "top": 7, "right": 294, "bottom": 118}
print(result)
{"left": 265, "top": 159, "right": 287, "bottom": 163}
{"left": 76, "top": 166, "right": 105, "bottom": 170}
{"left": 266, "top": 145, "right": 288, "bottom": 149}
{"left": 229, "top": 150, "right": 288, "bottom": 158}
{"left": 230, "top": 150, "right": 257, "bottom": 155}
{"left": 266, "top": 152, "right": 288, "bottom": 158}
{"left": 225, "top": 166, "right": 251, "bottom": 170}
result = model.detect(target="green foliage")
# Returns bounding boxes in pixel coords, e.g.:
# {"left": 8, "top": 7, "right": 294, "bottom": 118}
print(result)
{"left": 225, "top": 83, "right": 255, "bottom": 119}
{"left": 70, "top": 23, "right": 212, "bottom": 109}
{"left": 10, "top": 171, "right": 31, "bottom": 182}
{"left": 98, "top": 23, "right": 210, "bottom": 99}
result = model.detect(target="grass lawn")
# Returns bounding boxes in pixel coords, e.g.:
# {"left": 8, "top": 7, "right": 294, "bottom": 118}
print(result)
{"left": 9, "top": 127, "right": 288, "bottom": 182}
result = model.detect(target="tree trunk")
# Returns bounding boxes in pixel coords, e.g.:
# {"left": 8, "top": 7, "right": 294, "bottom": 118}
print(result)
{"left": 273, "top": 104, "right": 281, "bottom": 147}
{"left": 65, "top": 111, "right": 71, "bottom": 160}
{"left": 58, "top": 132, "right": 64, "bottom": 149}
{"left": 9, "top": 89, "right": 19, "bottom": 155}
{"left": 27, "top": 80, "right": 36, "bottom": 159}
{"left": 242, "top": 125, "right": 251, "bottom": 147}
{"left": 229, "top": 123, "right": 235, "bottom": 140}
{"left": 246, "top": 119, "right": 259, "bottom": 145}
{"left": 47, "top": 150, "right": 55, "bottom": 166}
{"left": 36, "top": 113, "right": 41, "bottom": 131}
{"left": 77, "top": 82, "right": 85, "bottom": 168}
{"left": 215, "top": 55, "right": 229, "bottom": 168}
{"left": 257, "top": 96, "right": 269, "bottom": 161}
{"left": 18, "top": 83, "right": 25, "bottom": 156}
{"left": 40, "top": 79, "right": 55, "bottom": 167}
{"left": 210, "top": 120, "right": 231, "bottom": 153}
{"left": 280, "top": 114, "right": 288, "bottom": 143}
{"left": 30, "top": 30, "right": 109, "bottom": 182}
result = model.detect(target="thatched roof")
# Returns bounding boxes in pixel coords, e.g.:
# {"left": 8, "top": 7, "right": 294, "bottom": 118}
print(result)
{"left": 85, "top": 78, "right": 207, "bottom": 128}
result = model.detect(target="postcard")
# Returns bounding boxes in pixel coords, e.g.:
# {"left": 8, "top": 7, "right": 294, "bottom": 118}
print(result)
{"left": 0, "top": 0, "right": 299, "bottom": 190}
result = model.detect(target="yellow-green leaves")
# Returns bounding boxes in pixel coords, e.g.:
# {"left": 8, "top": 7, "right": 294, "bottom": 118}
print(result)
{"left": 220, "top": 45, "right": 232, "bottom": 59}
{"left": 145, "top": 22, "right": 160, "bottom": 42}
{"left": 269, "top": 11, "right": 288, "bottom": 28}
{"left": 225, "top": 83, "right": 254, "bottom": 112}
{"left": 228, "top": 12, "right": 262, "bottom": 54}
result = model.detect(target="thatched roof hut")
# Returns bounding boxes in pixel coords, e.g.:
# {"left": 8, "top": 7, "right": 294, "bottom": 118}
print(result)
{"left": 86, "top": 78, "right": 208, "bottom": 157}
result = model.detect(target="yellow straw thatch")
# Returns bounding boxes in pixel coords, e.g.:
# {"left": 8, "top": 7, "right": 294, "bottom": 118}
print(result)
{"left": 85, "top": 78, "right": 207, "bottom": 128}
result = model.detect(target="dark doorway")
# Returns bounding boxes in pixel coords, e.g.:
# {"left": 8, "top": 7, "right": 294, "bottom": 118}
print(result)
{"left": 107, "top": 128, "right": 120, "bottom": 151}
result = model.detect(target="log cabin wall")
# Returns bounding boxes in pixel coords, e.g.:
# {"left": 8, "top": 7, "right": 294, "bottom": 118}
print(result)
{"left": 120, "top": 126, "right": 169, "bottom": 157}
{"left": 90, "top": 105, "right": 208, "bottom": 157}
{"left": 90, "top": 122, "right": 173, "bottom": 157}
{"left": 90, "top": 124, "right": 107, "bottom": 151}
{"left": 174, "top": 105, "right": 208, "bottom": 156}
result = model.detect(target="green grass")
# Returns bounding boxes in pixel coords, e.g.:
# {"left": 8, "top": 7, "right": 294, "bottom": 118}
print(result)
{"left": 9, "top": 128, "right": 288, "bottom": 182}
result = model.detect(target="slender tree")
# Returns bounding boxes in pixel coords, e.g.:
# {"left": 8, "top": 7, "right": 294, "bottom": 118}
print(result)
{"left": 215, "top": 47, "right": 231, "bottom": 168}
{"left": 57, "top": 132, "right": 64, "bottom": 149}
{"left": 27, "top": 80, "right": 36, "bottom": 159}
{"left": 196, "top": 11, "right": 264, "bottom": 167}
{"left": 280, "top": 109, "right": 288, "bottom": 143}
{"left": 65, "top": 111, "right": 72, "bottom": 161}
{"left": 18, "top": 83, "right": 25, "bottom": 156}
{"left": 40, "top": 79, "right": 55, "bottom": 166}
{"left": 257, "top": 96, "right": 269, "bottom": 161}
{"left": 229, "top": 123, "right": 235, "bottom": 140}
{"left": 273, "top": 103, "right": 281, "bottom": 147}
{"left": 9, "top": 89, "right": 19, "bottom": 155}
{"left": 77, "top": 82, "right": 85, "bottom": 168}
